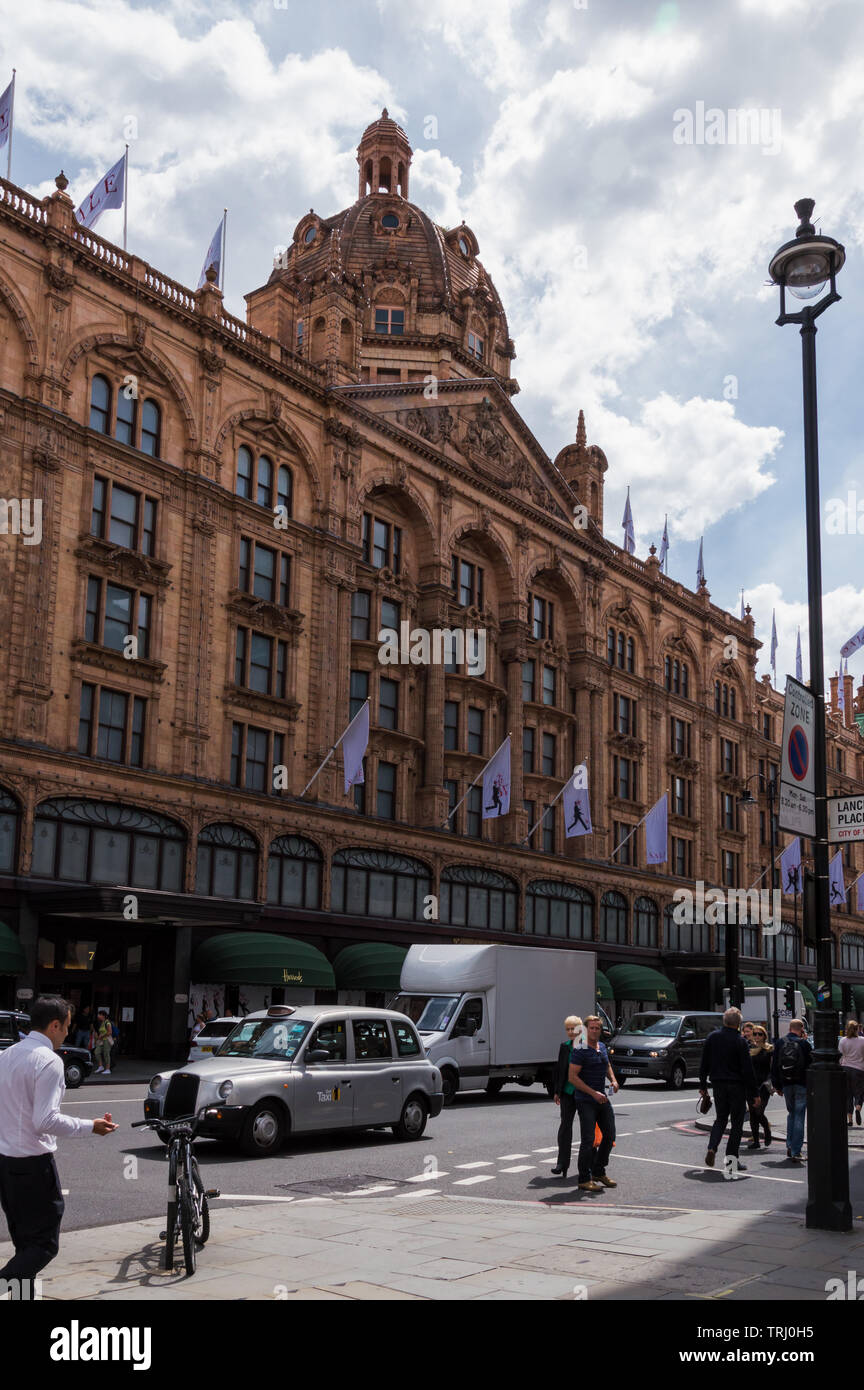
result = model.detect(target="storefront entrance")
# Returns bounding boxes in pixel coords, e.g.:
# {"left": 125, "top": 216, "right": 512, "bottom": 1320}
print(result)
{"left": 35, "top": 929, "right": 145, "bottom": 1055}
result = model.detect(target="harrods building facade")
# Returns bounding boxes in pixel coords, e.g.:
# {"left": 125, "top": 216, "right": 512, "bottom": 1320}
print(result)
{"left": 0, "top": 113, "right": 863, "bottom": 1057}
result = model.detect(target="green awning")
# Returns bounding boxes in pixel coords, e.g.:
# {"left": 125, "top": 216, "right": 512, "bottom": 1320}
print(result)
{"left": 333, "top": 943, "right": 407, "bottom": 992}
{"left": 740, "top": 975, "right": 766, "bottom": 988}
{"left": 596, "top": 970, "right": 614, "bottom": 1001}
{"left": 0, "top": 921, "right": 26, "bottom": 976}
{"left": 606, "top": 964, "right": 678, "bottom": 1005}
{"left": 191, "top": 932, "right": 335, "bottom": 988}
{"left": 799, "top": 980, "right": 841, "bottom": 1009}
{"left": 798, "top": 982, "right": 817, "bottom": 1008}
{"left": 852, "top": 986, "right": 864, "bottom": 1012}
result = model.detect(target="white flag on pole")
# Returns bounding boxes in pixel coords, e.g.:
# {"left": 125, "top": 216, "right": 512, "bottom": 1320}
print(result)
{"left": 562, "top": 764, "right": 592, "bottom": 838}
{"left": 198, "top": 213, "right": 225, "bottom": 289}
{"left": 342, "top": 701, "right": 369, "bottom": 793}
{"left": 829, "top": 850, "right": 846, "bottom": 908}
{"left": 696, "top": 537, "right": 704, "bottom": 587}
{"left": 482, "top": 736, "right": 511, "bottom": 819}
{"left": 75, "top": 153, "right": 126, "bottom": 230}
{"left": 658, "top": 516, "right": 669, "bottom": 572}
{"left": 0, "top": 78, "right": 12, "bottom": 152}
{"left": 645, "top": 794, "right": 668, "bottom": 864}
{"left": 779, "top": 837, "right": 802, "bottom": 896}
{"left": 795, "top": 629, "right": 803, "bottom": 683}
{"left": 841, "top": 623, "right": 864, "bottom": 660}
{"left": 622, "top": 488, "right": 635, "bottom": 555}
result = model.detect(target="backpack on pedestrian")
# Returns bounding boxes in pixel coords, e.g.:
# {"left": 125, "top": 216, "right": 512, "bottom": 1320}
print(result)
{"left": 779, "top": 1034, "right": 805, "bottom": 1084}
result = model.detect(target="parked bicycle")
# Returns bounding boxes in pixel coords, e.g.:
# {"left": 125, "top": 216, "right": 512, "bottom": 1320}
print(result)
{"left": 131, "top": 1115, "right": 219, "bottom": 1276}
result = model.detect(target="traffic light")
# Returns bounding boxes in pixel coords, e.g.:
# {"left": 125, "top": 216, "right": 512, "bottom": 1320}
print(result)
{"left": 784, "top": 981, "right": 795, "bottom": 1012}
{"left": 728, "top": 980, "right": 745, "bottom": 1008}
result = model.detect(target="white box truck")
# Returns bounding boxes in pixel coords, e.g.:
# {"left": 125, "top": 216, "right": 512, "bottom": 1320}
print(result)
{"left": 391, "top": 943, "right": 596, "bottom": 1105}
{"left": 722, "top": 986, "right": 809, "bottom": 1037}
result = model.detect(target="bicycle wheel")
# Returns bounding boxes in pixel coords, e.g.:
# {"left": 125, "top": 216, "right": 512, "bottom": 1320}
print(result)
{"left": 191, "top": 1158, "right": 210, "bottom": 1245}
{"left": 178, "top": 1176, "right": 197, "bottom": 1277}
{"left": 163, "top": 1143, "right": 178, "bottom": 1272}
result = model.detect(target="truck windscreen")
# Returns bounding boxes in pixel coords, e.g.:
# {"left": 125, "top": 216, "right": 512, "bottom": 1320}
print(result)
{"left": 392, "top": 995, "right": 461, "bottom": 1032}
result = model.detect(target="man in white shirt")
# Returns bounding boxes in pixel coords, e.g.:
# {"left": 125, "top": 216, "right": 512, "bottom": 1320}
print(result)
{"left": 0, "top": 995, "right": 116, "bottom": 1292}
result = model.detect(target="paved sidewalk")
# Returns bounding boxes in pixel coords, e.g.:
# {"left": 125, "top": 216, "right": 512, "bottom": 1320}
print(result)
{"left": 6, "top": 1189, "right": 864, "bottom": 1302}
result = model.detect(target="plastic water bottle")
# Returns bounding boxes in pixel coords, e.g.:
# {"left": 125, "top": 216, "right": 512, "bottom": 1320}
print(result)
{"left": 605, "top": 1081, "right": 615, "bottom": 1101}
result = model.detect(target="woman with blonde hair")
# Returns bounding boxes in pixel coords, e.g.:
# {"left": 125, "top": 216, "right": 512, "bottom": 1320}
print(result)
{"left": 839, "top": 1018, "right": 864, "bottom": 1126}
{"left": 745, "top": 1025, "right": 773, "bottom": 1149}
{"left": 551, "top": 1015, "right": 583, "bottom": 1178}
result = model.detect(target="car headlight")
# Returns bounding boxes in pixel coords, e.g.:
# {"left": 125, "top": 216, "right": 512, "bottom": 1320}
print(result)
{"left": 218, "top": 1080, "right": 234, "bottom": 1100}
{"left": 609, "top": 1048, "right": 615, "bottom": 1055}
{"left": 149, "top": 1075, "right": 164, "bottom": 1092}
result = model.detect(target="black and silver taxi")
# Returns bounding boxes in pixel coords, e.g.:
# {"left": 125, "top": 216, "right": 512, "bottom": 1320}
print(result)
{"left": 144, "top": 1004, "right": 444, "bottom": 1156}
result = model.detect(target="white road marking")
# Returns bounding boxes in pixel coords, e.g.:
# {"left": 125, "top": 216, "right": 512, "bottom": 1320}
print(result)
{"left": 608, "top": 1153, "right": 803, "bottom": 1183}
{"left": 533, "top": 1147, "right": 558, "bottom": 1154}
{"left": 61, "top": 1189, "right": 69, "bottom": 1195}
{"left": 497, "top": 1153, "right": 531, "bottom": 1161}
{"left": 454, "top": 1160, "right": 494, "bottom": 1169}
{"left": 637, "top": 1128, "right": 657, "bottom": 1133}
{"left": 498, "top": 1165, "right": 535, "bottom": 1173}
{"left": 615, "top": 1133, "right": 632, "bottom": 1138}
{"left": 396, "top": 1188, "right": 440, "bottom": 1198}
{"left": 348, "top": 1185, "right": 397, "bottom": 1195}
{"left": 217, "top": 1193, "right": 296, "bottom": 1202}
{"left": 453, "top": 1174, "right": 497, "bottom": 1186}
{"left": 405, "top": 1171, "right": 449, "bottom": 1182}
{"left": 63, "top": 1098, "right": 142, "bottom": 1106}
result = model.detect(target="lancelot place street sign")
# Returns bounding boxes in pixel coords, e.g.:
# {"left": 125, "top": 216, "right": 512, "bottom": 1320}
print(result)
{"left": 779, "top": 676, "right": 816, "bottom": 836}
{"left": 828, "top": 794, "right": 864, "bottom": 843}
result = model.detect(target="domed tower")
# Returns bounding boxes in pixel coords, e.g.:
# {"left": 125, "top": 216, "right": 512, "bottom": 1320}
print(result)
{"left": 357, "top": 109, "right": 413, "bottom": 199}
{"left": 244, "top": 113, "right": 516, "bottom": 391}
{"left": 554, "top": 410, "right": 607, "bottom": 533}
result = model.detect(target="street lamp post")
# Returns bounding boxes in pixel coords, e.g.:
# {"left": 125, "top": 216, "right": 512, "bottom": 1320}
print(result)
{"left": 768, "top": 198, "right": 851, "bottom": 1231}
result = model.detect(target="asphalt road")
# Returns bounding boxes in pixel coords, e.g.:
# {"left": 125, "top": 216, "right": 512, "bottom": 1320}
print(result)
{"left": 49, "top": 1077, "right": 864, "bottom": 1232}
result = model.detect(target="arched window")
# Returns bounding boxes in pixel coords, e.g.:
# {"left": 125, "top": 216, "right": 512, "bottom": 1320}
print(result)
{"left": 339, "top": 317, "right": 353, "bottom": 364}
{"left": 277, "top": 465, "right": 292, "bottom": 517}
{"left": 330, "top": 848, "right": 431, "bottom": 920}
{"left": 525, "top": 881, "right": 593, "bottom": 940}
{"left": 195, "top": 823, "right": 258, "bottom": 900}
{"left": 31, "top": 799, "right": 184, "bottom": 891}
{"left": 267, "top": 835, "right": 322, "bottom": 909}
{"left": 236, "top": 445, "right": 253, "bottom": 499}
{"left": 256, "top": 454, "right": 273, "bottom": 508}
{"left": 600, "top": 890, "right": 628, "bottom": 944}
{"left": 841, "top": 933, "right": 864, "bottom": 972}
{"left": 141, "top": 399, "right": 160, "bottom": 457}
{"left": 607, "top": 627, "right": 636, "bottom": 674}
{"left": 115, "top": 388, "right": 136, "bottom": 447}
{"left": 663, "top": 903, "right": 710, "bottom": 953}
{"left": 634, "top": 896, "right": 658, "bottom": 947}
{"left": 89, "top": 375, "right": 111, "bottom": 434}
{"left": 439, "top": 865, "right": 518, "bottom": 932}
{"left": 0, "top": 789, "right": 21, "bottom": 874}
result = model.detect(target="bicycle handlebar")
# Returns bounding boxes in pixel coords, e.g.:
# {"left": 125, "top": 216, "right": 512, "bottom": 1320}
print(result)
{"left": 131, "top": 1116, "right": 198, "bottom": 1131}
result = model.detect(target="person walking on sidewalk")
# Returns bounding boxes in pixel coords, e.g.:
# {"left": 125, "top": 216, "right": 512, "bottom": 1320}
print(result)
{"left": 551, "top": 1015, "right": 582, "bottom": 1178}
{"left": 771, "top": 1018, "right": 812, "bottom": 1163}
{"left": 839, "top": 1019, "right": 864, "bottom": 1128}
{"left": 745, "top": 1026, "right": 773, "bottom": 1150}
{"left": 568, "top": 1015, "right": 618, "bottom": 1193}
{"left": 0, "top": 996, "right": 116, "bottom": 1297}
{"left": 92, "top": 1009, "right": 113, "bottom": 1075}
{"left": 699, "top": 1006, "right": 761, "bottom": 1173}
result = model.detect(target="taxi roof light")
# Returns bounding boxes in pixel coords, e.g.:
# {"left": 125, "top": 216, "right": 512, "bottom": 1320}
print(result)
{"left": 266, "top": 1005, "right": 296, "bottom": 1017}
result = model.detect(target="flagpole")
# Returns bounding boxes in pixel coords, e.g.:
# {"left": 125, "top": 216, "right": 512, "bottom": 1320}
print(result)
{"left": 123, "top": 144, "right": 128, "bottom": 252}
{"left": 221, "top": 207, "right": 227, "bottom": 291}
{"left": 299, "top": 699, "right": 370, "bottom": 798}
{"left": 603, "top": 791, "right": 666, "bottom": 865}
{"left": 522, "top": 758, "right": 589, "bottom": 846}
{"left": 441, "top": 733, "right": 511, "bottom": 830}
{"left": 6, "top": 69, "right": 15, "bottom": 181}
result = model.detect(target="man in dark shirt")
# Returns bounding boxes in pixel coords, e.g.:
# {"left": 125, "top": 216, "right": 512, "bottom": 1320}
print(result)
{"left": 568, "top": 1015, "right": 618, "bottom": 1192}
{"left": 699, "top": 1007, "right": 761, "bottom": 1173}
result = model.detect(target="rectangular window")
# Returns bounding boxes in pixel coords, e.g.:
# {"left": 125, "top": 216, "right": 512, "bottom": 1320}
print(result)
{"left": 672, "top": 837, "right": 692, "bottom": 877}
{"left": 522, "top": 660, "right": 535, "bottom": 704}
{"left": 530, "top": 595, "right": 554, "bottom": 641}
{"left": 613, "top": 822, "right": 635, "bottom": 866}
{"left": 542, "top": 805, "right": 554, "bottom": 854}
{"left": 466, "top": 786, "right": 482, "bottom": 838}
{"left": 724, "top": 851, "right": 739, "bottom": 888}
{"left": 444, "top": 779, "right": 458, "bottom": 833}
{"left": 363, "top": 514, "right": 402, "bottom": 572}
{"left": 723, "top": 792, "right": 737, "bottom": 831}
{"left": 444, "top": 701, "right": 459, "bottom": 752}
{"left": 97, "top": 688, "right": 128, "bottom": 763}
{"left": 452, "top": 557, "right": 483, "bottom": 609}
{"left": 614, "top": 694, "right": 637, "bottom": 737}
{"left": 78, "top": 683, "right": 94, "bottom": 755}
{"left": 542, "top": 666, "right": 556, "bottom": 707}
{"left": 91, "top": 477, "right": 106, "bottom": 538}
{"left": 522, "top": 727, "right": 534, "bottom": 774}
{"left": 351, "top": 590, "right": 371, "bottom": 640}
{"left": 376, "top": 762, "right": 396, "bottom": 820}
{"left": 231, "top": 724, "right": 282, "bottom": 795}
{"left": 721, "top": 739, "right": 738, "bottom": 775}
{"left": 378, "top": 677, "right": 398, "bottom": 731}
{"left": 104, "top": 579, "right": 133, "bottom": 651}
{"left": 607, "top": 628, "right": 615, "bottom": 665}
{"left": 349, "top": 670, "right": 369, "bottom": 721}
{"left": 374, "top": 307, "right": 404, "bottom": 336}
{"left": 542, "top": 732, "right": 556, "bottom": 778}
{"left": 381, "top": 598, "right": 400, "bottom": 632}
{"left": 763, "top": 714, "right": 773, "bottom": 741}
{"left": 245, "top": 726, "right": 269, "bottom": 791}
{"left": 672, "top": 776, "right": 691, "bottom": 818}
{"left": 467, "top": 706, "right": 483, "bottom": 756}
{"left": 671, "top": 717, "right": 691, "bottom": 757}
{"left": 91, "top": 477, "right": 156, "bottom": 554}
{"left": 467, "top": 331, "right": 484, "bottom": 360}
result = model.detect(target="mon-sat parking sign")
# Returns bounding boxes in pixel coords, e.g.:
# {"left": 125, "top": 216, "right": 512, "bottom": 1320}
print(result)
{"left": 779, "top": 676, "right": 816, "bottom": 835}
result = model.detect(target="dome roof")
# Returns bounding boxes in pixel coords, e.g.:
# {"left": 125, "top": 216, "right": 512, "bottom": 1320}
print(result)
{"left": 359, "top": 107, "right": 408, "bottom": 144}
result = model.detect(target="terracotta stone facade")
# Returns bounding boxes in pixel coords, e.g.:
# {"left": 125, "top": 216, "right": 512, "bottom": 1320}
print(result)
{"left": 0, "top": 115, "right": 863, "bottom": 1056}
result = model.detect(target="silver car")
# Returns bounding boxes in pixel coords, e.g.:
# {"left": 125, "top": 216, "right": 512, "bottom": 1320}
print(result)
{"left": 144, "top": 1004, "right": 444, "bottom": 1157}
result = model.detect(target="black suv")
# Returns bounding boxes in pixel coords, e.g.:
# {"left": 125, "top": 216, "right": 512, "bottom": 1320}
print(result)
{"left": 0, "top": 1011, "right": 94, "bottom": 1088}
{"left": 608, "top": 1011, "right": 724, "bottom": 1089}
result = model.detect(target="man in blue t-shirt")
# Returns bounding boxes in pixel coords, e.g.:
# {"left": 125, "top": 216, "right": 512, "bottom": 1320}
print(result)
{"left": 568, "top": 1014, "right": 619, "bottom": 1192}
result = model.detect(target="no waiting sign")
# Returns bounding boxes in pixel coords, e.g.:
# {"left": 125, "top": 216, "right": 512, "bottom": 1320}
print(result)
{"left": 829, "top": 794, "right": 864, "bottom": 843}
{"left": 779, "top": 676, "right": 816, "bottom": 835}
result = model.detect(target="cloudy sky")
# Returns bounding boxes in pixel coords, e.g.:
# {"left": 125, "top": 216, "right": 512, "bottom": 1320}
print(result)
{"left": 3, "top": 0, "right": 863, "bottom": 694}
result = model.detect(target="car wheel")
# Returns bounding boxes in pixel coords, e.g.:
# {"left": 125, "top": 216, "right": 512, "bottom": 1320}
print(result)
{"left": 666, "top": 1061, "right": 686, "bottom": 1090}
{"left": 440, "top": 1068, "right": 458, "bottom": 1107}
{"left": 64, "top": 1062, "right": 85, "bottom": 1088}
{"left": 486, "top": 1078, "right": 506, "bottom": 1097}
{"left": 239, "top": 1101, "right": 285, "bottom": 1157}
{"left": 392, "top": 1094, "right": 428, "bottom": 1141}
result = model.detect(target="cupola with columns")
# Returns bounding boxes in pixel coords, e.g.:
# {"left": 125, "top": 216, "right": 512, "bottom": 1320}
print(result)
{"left": 554, "top": 410, "right": 608, "bottom": 532}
